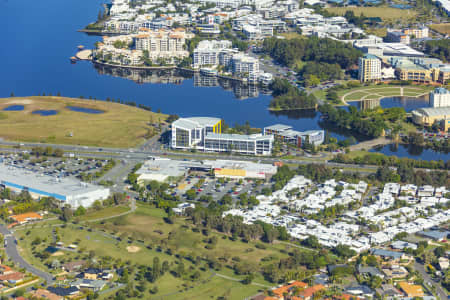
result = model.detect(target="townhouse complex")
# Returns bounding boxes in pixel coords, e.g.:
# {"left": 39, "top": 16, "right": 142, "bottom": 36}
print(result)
{"left": 224, "top": 176, "right": 450, "bottom": 253}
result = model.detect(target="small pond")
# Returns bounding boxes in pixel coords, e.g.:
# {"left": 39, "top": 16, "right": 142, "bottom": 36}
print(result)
{"left": 66, "top": 106, "right": 104, "bottom": 114}
{"left": 370, "top": 143, "right": 450, "bottom": 161}
{"left": 32, "top": 110, "right": 58, "bottom": 116}
{"left": 3, "top": 105, "right": 24, "bottom": 111}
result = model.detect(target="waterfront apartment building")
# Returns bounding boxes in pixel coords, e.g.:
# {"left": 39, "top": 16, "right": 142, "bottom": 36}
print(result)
{"left": 430, "top": 87, "right": 450, "bottom": 108}
{"left": 134, "top": 28, "right": 189, "bottom": 61}
{"left": 264, "top": 124, "right": 325, "bottom": 147}
{"left": 358, "top": 54, "right": 381, "bottom": 82}
{"left": 231, "top": 54, "right": 259, "bottom": 76}
{"left": 193, "top": 40, "right": 233, "bottom": 68}
{"left": 171, "top": 117, "right": 273, "bottom": 155}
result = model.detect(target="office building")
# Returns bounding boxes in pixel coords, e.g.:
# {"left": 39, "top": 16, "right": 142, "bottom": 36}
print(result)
{"left": 358, "top": 54, "right": 381, "bottom": 82}
{"left": 171, "top": 117, "right": 273, "bottom": 155}
{"left": 386, "top": 30, "right": 410, "bottom": 44}
{"left": 412, "top": 107, "right": 450, "bottom": 131}
{"left": 171, "top": 117, "right": 222, "bottom": 150}
{"left": 204, "top": 133, "right": 273, "bottom": 155}
{"left": 0, "top": 164, "right": 110, "bottom": 208}
{"left": 264, "top": 124, "right": 325, "bottom": 147}
{"left": 430, "top": 87, "right": 450, "bottom": 107}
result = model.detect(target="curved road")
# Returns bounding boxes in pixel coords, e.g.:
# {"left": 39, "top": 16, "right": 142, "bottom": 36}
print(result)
{"left": 0, "top": 224, "right": 54, "bottom": 284}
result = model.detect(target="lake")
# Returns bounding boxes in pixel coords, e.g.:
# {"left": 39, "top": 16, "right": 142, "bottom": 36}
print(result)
{"left": 0, "top": 0, "right": 360, "bottom": 140}
{"left": 370, "top": 143, "right": 450, "bottom": 161}
{"left": 349, "top": 96, "right": 430, "bottom": 112}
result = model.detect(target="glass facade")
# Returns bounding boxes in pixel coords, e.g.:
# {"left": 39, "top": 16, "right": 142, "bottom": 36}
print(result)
{"left": 175, "top": 128, "right": 190, "bottom": 148}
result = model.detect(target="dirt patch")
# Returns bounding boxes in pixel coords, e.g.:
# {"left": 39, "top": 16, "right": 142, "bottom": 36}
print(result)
{"left": 5, "top": 99, "right": 34, "bottom": 105}
{"left": 51, "top": 251, "right": 64, "bottom": 256}
{"left": 126, "top": 246, "right": 141, "bottom": 253}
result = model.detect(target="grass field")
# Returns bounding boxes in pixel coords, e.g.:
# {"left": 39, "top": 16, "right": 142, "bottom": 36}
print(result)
{"left": 326, "top": 5, "right": 418, "bottom": 22}
{"left": 429, "top": 23, "right": 450, "bottom": 35}
{"left": 15, "top": 204, "right": 308, "bottom": 299}
{"left": 0, "top": 96, "right": 167, "bottom": 148}
{"left": 338, "top": 85, "right": 434, "bottom": 102}
{"left": 279, "top": 32, "right": 304, "bottom": 40}
{"left": 93, "top": 204, "right": 293, "bottom": 266}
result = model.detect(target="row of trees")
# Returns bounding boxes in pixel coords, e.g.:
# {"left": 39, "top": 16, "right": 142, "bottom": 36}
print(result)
{"left": 374, "top": 165, "right": 449, "bottom": 187}
{"left": 333, "top": 151, "right": 450, "bottom": 171}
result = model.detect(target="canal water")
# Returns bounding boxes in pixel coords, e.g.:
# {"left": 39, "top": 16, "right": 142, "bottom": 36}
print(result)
{"left": 0, "top": 0, "right": 439, "bottom": 152}
{"left": 370, "top": 144, "right": 450, "bottom": 161}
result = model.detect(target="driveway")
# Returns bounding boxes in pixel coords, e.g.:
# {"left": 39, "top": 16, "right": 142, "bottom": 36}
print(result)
{"left": 0, "top": 224, "right": 54, "bottom": 284}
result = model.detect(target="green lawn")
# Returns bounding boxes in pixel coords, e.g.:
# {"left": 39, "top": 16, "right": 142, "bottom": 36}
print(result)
{"left": 78, "top": 205, "right": 130, "bottom": 222}
{"left": 326, "top": 5, "right": 418, "bottom": 22}
{"left": 339, "top": 85, "right": 434, "bottom": 103}
{"left": 0, "top": 96, "right": 167, "bottom": 148}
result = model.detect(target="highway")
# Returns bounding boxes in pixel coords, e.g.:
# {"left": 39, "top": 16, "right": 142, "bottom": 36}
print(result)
{"left": 0, "top": 224, "right": 54, "bottom": 284}
{"left": 0, "top": 140, "right": 379, "bottom": 174}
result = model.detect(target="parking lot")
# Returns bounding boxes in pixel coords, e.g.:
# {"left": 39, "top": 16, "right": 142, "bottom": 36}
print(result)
{"left": 170, "top": 171, "right": 274, "bottom": 207}
{"left": 0, "top": 152, "right": 112, "bottom": 183}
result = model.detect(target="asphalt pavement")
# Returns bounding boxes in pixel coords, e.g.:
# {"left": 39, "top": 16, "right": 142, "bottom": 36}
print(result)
{"left": 0, "top": 224, "right": 54, "bottom": 284}
{"left": 413, "top": 260, "right": 447, "bottom": 300}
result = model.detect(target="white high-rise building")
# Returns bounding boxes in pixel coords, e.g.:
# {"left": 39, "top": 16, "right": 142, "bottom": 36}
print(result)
{"left": 193, "top": 40, "right": 232, "bottom": 68}
{"left": 358, "top": 54, "right": 381, "bottom": 82}
{"left": 231, "top": 54, "right": 259, "bottom": 76}
{"left": 430, "top": 87, "right": 450, "bottom": 108}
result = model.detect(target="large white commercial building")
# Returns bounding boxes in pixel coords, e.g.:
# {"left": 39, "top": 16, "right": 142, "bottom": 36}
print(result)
{"left": 358, "top": 54, "right": 381, "bottom": 82}
{"left": 204, "top": 133, "right": 273, "bottom": 155}
{"left": 171, "top": 117, "right": 273, "bottom": 155}
{"left": 430, "top": 87, "right": 450, "bottom": 108}
{"left": 0, "top": 164, "right": 110, "bottom": 208}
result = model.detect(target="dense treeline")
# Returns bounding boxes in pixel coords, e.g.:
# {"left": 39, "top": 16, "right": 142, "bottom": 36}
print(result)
{"left": 299, "top": 61, "right": 342, "bottom": 82}
{"left": 373, "top": 165, "right": 449, "bottom": 187}
{"left": 422, "top": 38, "right": 450, "bottom": 62}
{"left": 333, "top": 152, "right": 450, "bottom": 171}
{"left": 319, "top": 104, "right": 388, "bottom": 138}
{"left": 262, "top": 36, "right": 362, "bottom": 70}
{"left": 269, "top": 78, "right": 317, "bottom": 110}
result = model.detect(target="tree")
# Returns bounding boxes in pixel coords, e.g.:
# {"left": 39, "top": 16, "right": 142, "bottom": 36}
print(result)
{"left": 74, "top": 206, "right": 86, "bottom": 216}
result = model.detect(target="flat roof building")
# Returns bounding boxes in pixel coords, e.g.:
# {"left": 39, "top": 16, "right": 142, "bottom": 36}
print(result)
{"left": 171, "top": 117, "right": 274, "bottom": 155}
{"left": 264, "top": 124, "right": 324, "bottom": 147}
{"left": 0, "top": 164, "right": 110, "bottom": 208}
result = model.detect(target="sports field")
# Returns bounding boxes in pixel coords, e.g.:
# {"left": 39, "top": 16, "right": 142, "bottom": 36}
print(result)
{"left": 339, "top": 85, "right": 433, "bottom": 103}
{"left": 0, "top": 96, "right": 166, "bottom": 148}
{"left": 326, "top": 6, "right": 418, "bottom": 22}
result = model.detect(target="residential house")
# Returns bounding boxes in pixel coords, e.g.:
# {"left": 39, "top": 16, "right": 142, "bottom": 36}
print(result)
{"left": 398, "top": 281, "right": 424, "bottom": 297}
{"left": 30, "top": 289, "right": 63, "bottom": 300}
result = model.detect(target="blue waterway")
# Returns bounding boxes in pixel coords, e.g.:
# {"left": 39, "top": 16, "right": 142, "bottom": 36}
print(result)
{"left": 0, "top": 0, "right": 352, "bottom": 139}
{"left": 1, "top": 0, "right": 444, "bottom": 162}
{"left": 3, "top": 105, "right": 24, "bottom": 111}
{"left": 370, "top": 144, "right": 450, "bottom": 161}
{"left": 32, "top": 110, "right": 58, "bottom": 116}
